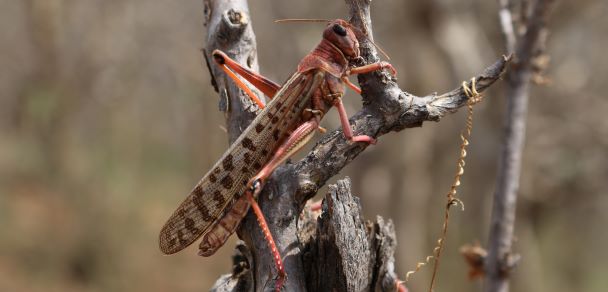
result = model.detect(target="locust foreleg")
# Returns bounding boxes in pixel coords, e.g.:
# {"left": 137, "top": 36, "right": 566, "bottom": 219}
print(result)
{"left": 341, "top": 61, "right": 397, "bottom": 94}
{"left": 333, "top": 96, "right": 377, "bottom": 144}
{"left": 335, "top": 61, "right": 397, "bottom": 144}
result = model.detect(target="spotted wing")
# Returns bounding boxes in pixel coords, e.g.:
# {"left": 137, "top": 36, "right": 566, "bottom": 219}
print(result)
{"left": 159, "top": 71, "right": 324, "bottom": 254}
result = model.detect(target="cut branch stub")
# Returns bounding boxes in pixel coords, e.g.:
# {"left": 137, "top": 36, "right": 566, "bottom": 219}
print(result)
{"left": 301, "top": 178, "right": 402, "bottom": 292}
{"left": 217, "top": 9, "right": 249, "bottom": 45}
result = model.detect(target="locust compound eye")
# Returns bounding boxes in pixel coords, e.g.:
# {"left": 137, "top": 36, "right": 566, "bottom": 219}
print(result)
{"left": 332, "top": 24, "right": 347, "bottom": 37}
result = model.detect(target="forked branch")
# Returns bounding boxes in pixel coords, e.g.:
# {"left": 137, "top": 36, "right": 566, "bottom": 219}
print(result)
{"left": 203, "top": 0, "right": 508, "bottom": 291}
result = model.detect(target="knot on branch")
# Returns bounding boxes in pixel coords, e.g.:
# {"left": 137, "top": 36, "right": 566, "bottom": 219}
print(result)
{"left": 217, "top": 9, "right": 249, "bottom": 43}
{"left": 499, "top": 251, "right": 521, "bottom": 276}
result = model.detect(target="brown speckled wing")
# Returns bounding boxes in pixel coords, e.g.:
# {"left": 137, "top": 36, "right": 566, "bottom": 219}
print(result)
{"left": 159, "top": 71, "right": 325, "bottom": 255}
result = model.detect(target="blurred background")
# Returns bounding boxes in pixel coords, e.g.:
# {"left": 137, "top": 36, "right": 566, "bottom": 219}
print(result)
{"left": 1, "top": 0, "right": 606, "bottom": 291}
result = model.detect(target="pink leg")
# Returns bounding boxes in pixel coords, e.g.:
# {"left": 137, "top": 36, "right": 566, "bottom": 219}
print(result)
{"left": 214, "top": 58, "right": 266, "bottom": 108}
{"left": 243, "top": 119, "right": 320, "bottom": 292}
{"left": 335, "top": 60, "right": 397, "bottom": 144}
{"left": 252, "top": 119, "right": 319, "bottom": 182}
{"left": 245, "top": 190, "right": 285, "bottom": 292}
{"left": 333, "top": 97, "right": 376, "bottom": 144}
{"left": 348, "top": 61, "right": 397, "bottom": 77}
{"left": 310, "top": 200, "right": 323, "bottom": 212}
{"left": 212, "top": 50, "right": 281, "bottom": 98}
{"left": 341, "top": 60, "right": 396, "bottom": 95}
{"left": 341, "top": 76, "right": 362, "bottom": 94}
{"left": 395, "top": 279, "right": 408, "bottom": 292}
{"left": 212, "top": 50, "right": 282, "bottom": 109}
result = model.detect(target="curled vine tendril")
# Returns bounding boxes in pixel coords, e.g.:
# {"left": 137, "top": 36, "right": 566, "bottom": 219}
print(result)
{"left": 403, "top": 78, "right": 483, "bottom": 292}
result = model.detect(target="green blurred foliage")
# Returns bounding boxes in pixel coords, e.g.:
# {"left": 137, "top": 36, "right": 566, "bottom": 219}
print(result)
{"left": 0, "top": 0, "right": 606, "bottom": 292}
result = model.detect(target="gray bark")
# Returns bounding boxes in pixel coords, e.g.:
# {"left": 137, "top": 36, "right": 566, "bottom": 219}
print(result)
{"left": 203, "top": 0, "right": 263, "bottom": 144}
{"left": 484, "top": 1, "right": 555, "bottom": 292}
{"left": 303, "top": 178, "right": 403, "bottom": 292}
{"left": 202, "top": 0, "right": 508, "bottom": 291}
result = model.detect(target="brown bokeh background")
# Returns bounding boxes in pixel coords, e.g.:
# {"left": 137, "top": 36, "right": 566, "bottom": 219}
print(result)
{"left": 1, "top": 0, "right": 606, "bottom": 291}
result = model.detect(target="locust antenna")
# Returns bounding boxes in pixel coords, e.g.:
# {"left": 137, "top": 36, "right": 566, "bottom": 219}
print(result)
{"left": 275, "top": 19, "right": 331, "bottom": 23}
{"left": 275, "top": 18, "right": 391, "bottom": 60}
{"left": 367, "top": 38, "right": 391, "bottom": 61}
{"left": 347, "top": 24, "right": 391, "bottom": 60}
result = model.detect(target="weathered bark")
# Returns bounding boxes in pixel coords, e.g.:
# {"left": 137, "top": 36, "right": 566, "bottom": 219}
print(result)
{"left": 202, "top": 0, "right": 508, "bottom": 291}
{"left": 203, "top": 0, "right": 263, "bottom": 145}
{"left": 302, "top": 178, "right": 402, "bottom": 292}
{"left": 212, "top": 177, "right": 402, "bottom": 292}
{"left": 484, "top": 1, "right": 555, "bottom": 292}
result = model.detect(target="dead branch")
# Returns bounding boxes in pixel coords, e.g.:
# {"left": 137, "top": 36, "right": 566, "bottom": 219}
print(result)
{"left": 203, "top": 0, "right": 263, "bottom": 144}
{"left": 484, "top": 1, "right": 556, "bottom": 292}
{"left": 202, "top": 0, "right": 508, "bottom": 291}
{"left": 302, "top": 178, "right": 402, "bottom": 292}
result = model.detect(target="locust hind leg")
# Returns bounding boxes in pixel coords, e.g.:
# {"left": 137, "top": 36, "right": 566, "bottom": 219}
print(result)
{"left": 243, "top": 118, "right": 320, "bottom": 292}
{"left": 212, "top": 50, "right": 281, "bottom": 109}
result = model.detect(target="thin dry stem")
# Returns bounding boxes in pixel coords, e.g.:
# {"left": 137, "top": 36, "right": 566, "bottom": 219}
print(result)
{"left": 484, "top": 1, "right": 556, "bottom": 292}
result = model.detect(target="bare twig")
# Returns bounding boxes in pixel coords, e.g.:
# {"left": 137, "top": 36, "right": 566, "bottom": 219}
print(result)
{"left": 202, "top": 0, "right": 508, "bottom": 291}
{"left": 498, "top": 0, "right": 517, "bottom": 54}
{"left": 484, "top": 1, "right": 555, "bottom": 292}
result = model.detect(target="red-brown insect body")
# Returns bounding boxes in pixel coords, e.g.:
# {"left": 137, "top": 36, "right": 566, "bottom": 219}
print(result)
{"left": 297, "top": 19, "right": 363, "bottom": 121}
{"left": 159, "top": 18, "right": 395, "bottom": 292}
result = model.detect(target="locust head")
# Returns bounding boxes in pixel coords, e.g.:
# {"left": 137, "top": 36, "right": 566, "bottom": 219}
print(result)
{"left": 323, "top": 19, "right": 360, "bottom": 61}
{"left": 293, "top": 18, "right": 389, "bottom": 76}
